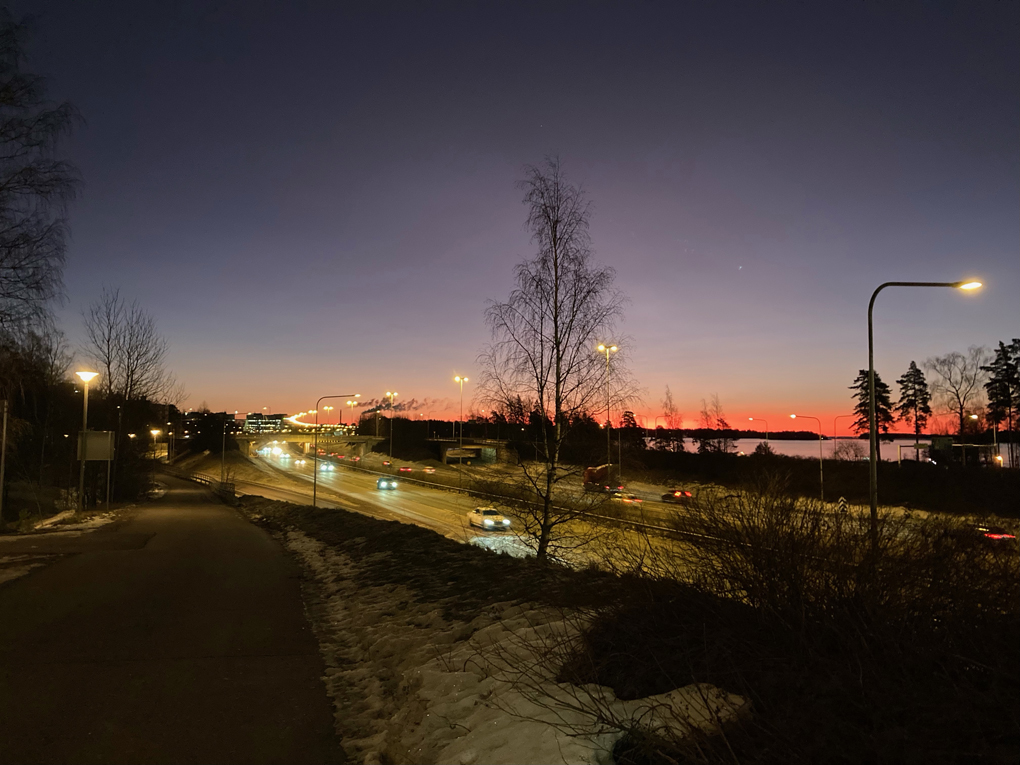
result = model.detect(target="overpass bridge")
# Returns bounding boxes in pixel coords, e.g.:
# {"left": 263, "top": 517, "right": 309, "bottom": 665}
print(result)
{"left": 235, "top": 433, "right": 384, "bottom": 457}
{"left": 234, "top": 433, "right": 510, "bottom": 464}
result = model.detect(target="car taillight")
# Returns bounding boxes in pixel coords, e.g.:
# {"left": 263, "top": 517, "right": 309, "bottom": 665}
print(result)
{"left": 984, "top": 533, "right": 1015, "bottom": 540}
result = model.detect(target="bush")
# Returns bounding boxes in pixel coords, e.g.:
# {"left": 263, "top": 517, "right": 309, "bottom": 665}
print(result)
{"left": 558, "top": 473, "right": 1020, "bottom": 764}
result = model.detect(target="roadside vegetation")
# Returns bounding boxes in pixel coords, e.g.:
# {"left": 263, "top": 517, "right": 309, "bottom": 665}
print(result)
{"left": 236, "top": 470, "right": 1019, "bottom": 764}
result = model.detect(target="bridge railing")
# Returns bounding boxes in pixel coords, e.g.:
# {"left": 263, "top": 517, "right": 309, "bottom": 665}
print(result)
{"left": 159, "top": 466, "right": 236, "bottom": 501}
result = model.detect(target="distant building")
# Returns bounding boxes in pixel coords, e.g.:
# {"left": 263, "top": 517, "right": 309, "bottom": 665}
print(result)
{"left": 244, "top": 413, "right": 286, "bottom": 433}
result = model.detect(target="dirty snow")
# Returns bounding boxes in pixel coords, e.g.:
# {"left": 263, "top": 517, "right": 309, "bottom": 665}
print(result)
{"left": 0, "top": 555, "right": 52, "bottom": 585}
{"left": 284, "top": 529, "right": 747, "bottom": 765}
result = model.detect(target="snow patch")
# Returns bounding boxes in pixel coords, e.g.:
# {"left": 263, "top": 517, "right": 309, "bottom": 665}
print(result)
{"left": 283, "top": 529, "right": 747, "bottom": 765}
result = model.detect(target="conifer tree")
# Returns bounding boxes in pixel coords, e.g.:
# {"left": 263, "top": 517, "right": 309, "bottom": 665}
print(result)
{"left": 982, "top": 339, "right": 1020, "bottom": 466}
{"left": 850, "top": 369, "right": 893, "bottom": 437}
{"left": 895, "top": 361, "right": 932, "bottom": 443}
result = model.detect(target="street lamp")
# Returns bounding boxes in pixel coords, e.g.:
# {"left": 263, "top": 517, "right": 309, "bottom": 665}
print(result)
{"left": 346, "top": 396, "right": 360, "bottom": 428}
{"left": 386, "top": 391, "right": 398, "bottom": 458}
{"left": 312, "top": 393, "right": 358, "bottom": 508}
{"left": 867, "top": 279, "right": 982, "bottom": 549}
{"left": 790, "top": 414, "right": 824, "bottom": 502}
{"left": 323, "top": 405, "right": 334, "bottom": 426}
{"left": 150, "top": 429, "right": 161, "bottom": 461}
{"left": 748, "top": 417, "right": 769, "bottom": 445}
{"left": 454, "top": 376, "right": 469, "bottom": 448}
{"left": 75, "top": 371, "right": 99, "bottom": 512}
{"left": 597, "top": 344, "right": 618, "bottom": 469}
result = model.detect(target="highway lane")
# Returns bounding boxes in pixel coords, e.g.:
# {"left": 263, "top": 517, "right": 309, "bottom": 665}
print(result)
{"left": 241, "top": 452, "right": 533, "bottom": 557}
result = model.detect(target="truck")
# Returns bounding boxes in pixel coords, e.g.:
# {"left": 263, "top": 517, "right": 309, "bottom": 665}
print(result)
{"left": 582, "top": 464, "right": 623, "bottom": 492}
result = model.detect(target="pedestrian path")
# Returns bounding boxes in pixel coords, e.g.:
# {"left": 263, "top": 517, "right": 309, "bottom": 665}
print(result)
{"left": 0, "top": 477, "right": 344, "bottom": 764}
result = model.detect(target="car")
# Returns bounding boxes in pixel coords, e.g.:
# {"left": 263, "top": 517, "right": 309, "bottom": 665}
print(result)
{"left": 422, "top": 467, "right": 436, "bottom": 474}
{"left": 382, "top": 460, "right": 392, "bottom": 466}
{"left": 467, "top": 507, "right": 512, "bottom": 530}
{"left": 398, "top": 466, "right": 413, "bottom": 473}
{"left": 609, "top": 491, "right": 642, "bottom": 504}
{"left": 948, "top": 524, "right": 1017, "bottom": 547}
{"left": 350, "top": 456, "right": 361, "bottom": 462}
{"left": 295, "top": 459, "right": 306, "bottom": 466}
{"left": 319, "top": 463, "right": 335, "bottom": 472}
{"left": 376, "top": 477, "right": 398, "bottom": 490}
{"left": 661, "top": 489, "right": 693, "bottom": 504}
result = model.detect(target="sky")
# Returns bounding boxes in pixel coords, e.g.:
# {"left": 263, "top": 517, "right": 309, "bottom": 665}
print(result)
{"left": 13, "top": 0, "right": 1019, "bottom": 434}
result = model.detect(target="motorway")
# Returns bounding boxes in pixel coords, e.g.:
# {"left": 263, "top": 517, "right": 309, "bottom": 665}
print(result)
{"left": 234, "top": 450, "right": 537, "bottom": 558}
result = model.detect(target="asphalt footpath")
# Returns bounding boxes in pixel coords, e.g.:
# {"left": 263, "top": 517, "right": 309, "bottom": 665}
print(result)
{"left": 0, "top": 476, "right": 345, "bottom": 764}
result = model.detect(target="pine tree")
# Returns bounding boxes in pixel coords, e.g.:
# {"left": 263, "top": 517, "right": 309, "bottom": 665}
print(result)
{"left": 850, "top": 369, "right": 893, "bottom": 437}
{"left": 982, "top": 339, "right": 1020, "bottom": 467}
{"left": 894, "top": 361, "right": 932, "bottom": 443}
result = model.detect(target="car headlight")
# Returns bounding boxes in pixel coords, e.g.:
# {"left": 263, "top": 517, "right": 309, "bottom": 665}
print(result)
{"left": 483, "top": 519, "right": 494, "bottom": 525}
{"left": 502, "top": 519, "right": 510, "bottom": 525}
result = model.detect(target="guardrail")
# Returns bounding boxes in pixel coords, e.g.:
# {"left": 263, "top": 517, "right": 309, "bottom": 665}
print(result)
{"left": 159, "top": 466, "right": 236, "bottom": 500}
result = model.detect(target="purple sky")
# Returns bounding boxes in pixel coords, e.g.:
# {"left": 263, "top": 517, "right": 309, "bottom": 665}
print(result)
{"left": 15, "top": 1, "right": 1019, "bottom": 433}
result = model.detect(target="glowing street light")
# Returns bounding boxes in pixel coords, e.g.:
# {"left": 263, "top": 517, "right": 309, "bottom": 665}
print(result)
{"left": 454, "top": 376, "right": 469, "bottom": 448}
{"left": 597, "top": 344, "right": 618, "bottom": 470}
{"left": 345, "top": 396, "right": 360, "bottom": 427}
{"left": 386, "top": 391, "right": 398, "bottom": 458}
{"left": 867, "top": 279, "right": 982, "bottom": 550}
{"left": 75, "top": 371, "right": 99, "bottom": 512}
{"left": 150, "top": 429, "right": 161, "bottom": 461}
{"left": 790, "top": 414, "right": 824, "bottom": 502}
{"left": 323, "top": 405, "right": 334, "bottom": 426}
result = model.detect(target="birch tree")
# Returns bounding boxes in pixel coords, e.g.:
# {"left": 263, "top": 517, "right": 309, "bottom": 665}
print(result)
{"left": 479, "top": 158, "right": 628, "bottom": 560}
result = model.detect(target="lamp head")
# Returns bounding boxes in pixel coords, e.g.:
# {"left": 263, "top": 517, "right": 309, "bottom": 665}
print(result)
{"left": 150, "top": 429, "right": 161, "bottom": 436}
{"left": 76, "top": 371, "right": 98, "bottom": 383}
{"left": 790, "top": 414, "right": 797, "bottom": 419}
{"left": 957, "top": 281, "right": 982, "bottom": 290}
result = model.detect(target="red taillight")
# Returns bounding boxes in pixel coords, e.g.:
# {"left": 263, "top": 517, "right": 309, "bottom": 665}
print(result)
{"left": 984, "top": 533, "right": 1015, "bottom": 540}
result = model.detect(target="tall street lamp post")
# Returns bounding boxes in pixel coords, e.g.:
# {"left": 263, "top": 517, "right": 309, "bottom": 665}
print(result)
{"left": 790, "top": 414, "right": 824, "bottom": 502}
{"left": 454, "top": 376, "right": 469, "bottom": 448}
{"left": 323, "top": 405, "right": 334, "bottom": 427}
{"left": 867, "top": 280, "right": 981, "bottom": 550}
{"left": 597, "top": 344, "right": 618, "bottom": 469}
{"left": 75, "top": 371, "right": 99, "bottom": 512}
{"left": 386, "top": 391, "right": 398, "bottom": 458}
{"left": 748, "top": 417, "right": 769, "bottom": 445}
{"left": 832, "top": 414, "right": 855, "bottom": 455}
{"left": 346, "top": 398, "right": 359, "bottom": 429}
{"left": 150, "top": 429, "right": 161, "bottom": 461}
{"left": 313, "top": 392, "right": 358, "bottom": 508}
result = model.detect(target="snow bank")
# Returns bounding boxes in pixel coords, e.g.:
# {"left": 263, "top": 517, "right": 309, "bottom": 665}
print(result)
{"left": 284, "top": 530, "right": 748, "bottom": 765}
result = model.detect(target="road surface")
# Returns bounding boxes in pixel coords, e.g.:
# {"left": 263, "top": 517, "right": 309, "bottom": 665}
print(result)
{"left": 0, "top": 476, "right": 345, "bottom": 765}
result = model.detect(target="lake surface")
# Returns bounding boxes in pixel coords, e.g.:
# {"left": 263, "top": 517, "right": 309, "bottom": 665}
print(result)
{"left": 671, "top": 437, "right": 1014, "bottom": 467}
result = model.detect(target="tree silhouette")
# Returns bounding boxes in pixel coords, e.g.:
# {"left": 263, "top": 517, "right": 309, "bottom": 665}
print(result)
{"left": 479, "top": 158, "right": 629, "bottom": 560}
{"left": 982, "top": 339, "right": 1019, "bottom": 466}
{"left": 894, "top": 361, "right": 932, "bottom": 443}
{"left": 0, "top": 12, "right": 81, "bottom": 331}
{"left": 850, "top": 369, "right": 893, "bottom": 437}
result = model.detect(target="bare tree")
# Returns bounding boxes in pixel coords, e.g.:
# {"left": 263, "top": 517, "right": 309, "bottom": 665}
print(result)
{"left": 80, "top": 287, "right": 176, "bottom": 402}
{"left": 924, "top": 347, "right": 991, "bottom": 437}
{"left": 0, "top": 12, "right": 81, "bottom": 331}
{"left": 479, "top": 157, "right": 628, "bottom": 560}
{"left": 655, "top": 385, "right": 684, "bottom": 452}
{"left": 81, "top": 286, "right": 122, "bottom": 396}
{"left": 695, "top": 394, "right": 733, "bottom": 453}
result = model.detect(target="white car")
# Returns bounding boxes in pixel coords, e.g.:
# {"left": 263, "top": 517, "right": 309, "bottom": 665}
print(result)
{"left": 467, "top": 507, "right": 511, "bottom": 530}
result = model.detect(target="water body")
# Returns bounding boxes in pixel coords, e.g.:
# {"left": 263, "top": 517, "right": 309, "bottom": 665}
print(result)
{"left": 672, "top": 438, "right": 1014, "bottom": 467}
